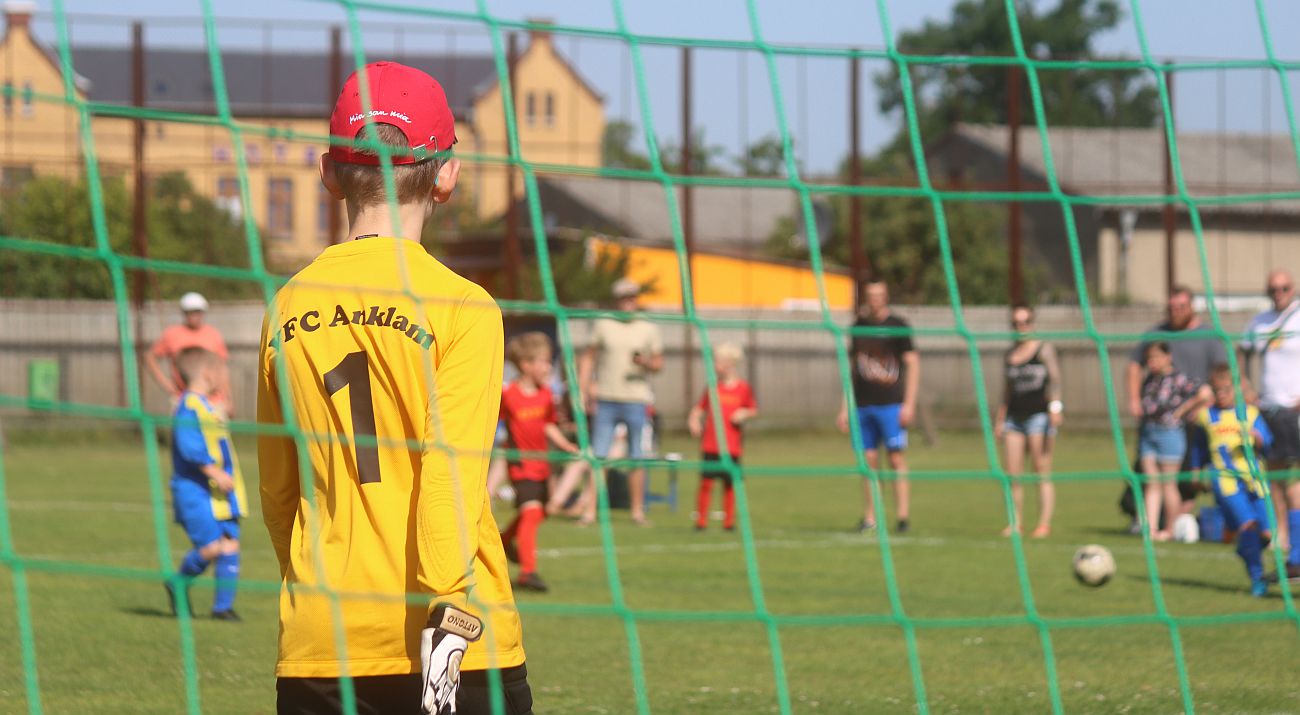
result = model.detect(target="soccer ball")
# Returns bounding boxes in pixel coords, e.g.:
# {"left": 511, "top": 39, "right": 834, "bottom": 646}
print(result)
{"left": 1172, "top": 513, "right": 1200, "bottom": 544}
{"left": 1073, "top": 544, "right": 1115, "bottom": 587}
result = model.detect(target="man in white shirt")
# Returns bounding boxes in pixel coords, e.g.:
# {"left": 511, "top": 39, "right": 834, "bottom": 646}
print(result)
{"left": 1241, "top": 269, "right": 1300, "bottom": 581}
{"left": 578, "top": 279, "right": 664, "bottom": 525}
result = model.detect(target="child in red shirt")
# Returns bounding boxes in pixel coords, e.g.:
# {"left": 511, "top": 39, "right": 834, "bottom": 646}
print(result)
{"left": 499, "top": 332, "right": 578, "bottom": 592}
{"left": 687, "top": 342, "right": 758, "bottom": 531}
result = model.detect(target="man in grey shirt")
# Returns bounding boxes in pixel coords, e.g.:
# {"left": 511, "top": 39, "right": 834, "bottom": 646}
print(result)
{"left": 1126, "top": 286, "right": 1227, "bottom": 399}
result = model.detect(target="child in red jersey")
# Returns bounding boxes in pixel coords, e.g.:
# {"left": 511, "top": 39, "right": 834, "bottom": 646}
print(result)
{"left": 687, "top": 342, "right": 758, "bottom": 531}
{"left": 499, "top": 332, "right": 579, "bottom": 592}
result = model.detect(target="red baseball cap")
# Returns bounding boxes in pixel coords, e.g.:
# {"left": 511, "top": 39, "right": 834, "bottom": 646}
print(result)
{"left": 328, "top": 61, "right": 457, "bottom": 165}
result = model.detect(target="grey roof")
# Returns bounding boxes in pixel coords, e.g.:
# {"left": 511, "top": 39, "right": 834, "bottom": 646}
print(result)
{"left": 535, "top": 176, "right": 815, "bottom": 248}
{"left": 948, "top": 123, "right": 1300, "bottom": 211}
{"left": 67, "top": 47, "right": 496, "bottom": 118}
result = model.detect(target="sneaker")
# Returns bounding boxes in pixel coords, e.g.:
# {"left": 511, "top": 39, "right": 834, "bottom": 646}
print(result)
{"left": 856, "top": 519, "right": 877, "bottom": 534}
{"left": 164, "top": 581, "right": 192, "bottom": 618}
{"left": 723, "top": 525, "right": 736, "bottom": 533}
{"left": 1251, "top": 580, "right": 1269, "bottom": 598}
{"left": 1127, "top": 520, "right": 1144, "bottom": 536}
{"left": 210, "top": 609, "right": 242, "bottom": 622}
{"left": 1261, "top": 562, "right": 1300, "bottom": 585}
{"left": 513, "top": 572, "right": 549, "bottom": 593}
{"left": 694, "top": 523, "right": 707, "bottom": 532}
{"left": 502, "top": 539, "right": 519, "bottom": 565}
{"left": 896, "top": 519, "right": 910, "bottom": 535}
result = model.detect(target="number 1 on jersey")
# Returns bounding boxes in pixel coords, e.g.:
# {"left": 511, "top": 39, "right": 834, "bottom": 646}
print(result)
{"left": 324, "top": 351, "right": 381, "bottom": 484}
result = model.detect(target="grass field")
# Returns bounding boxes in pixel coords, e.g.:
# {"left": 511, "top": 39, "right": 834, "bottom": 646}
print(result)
{"left": 2, "top": 428, "right": 1299, "bottom": 714}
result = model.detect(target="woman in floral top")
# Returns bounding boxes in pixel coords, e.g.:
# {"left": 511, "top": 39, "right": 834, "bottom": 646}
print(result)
{"left": 1139, "top": 342, "right": 1210, "bottom": 541}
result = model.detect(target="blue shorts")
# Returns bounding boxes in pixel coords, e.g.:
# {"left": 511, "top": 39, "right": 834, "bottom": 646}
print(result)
{"left": 1184, "top": 423, "right": 1210, "bottom": 471}
{"left": 171, "top": 478, "right": 239, "bottom": 548}
{"left": 1211, "top": 474, "right": 1271, "bottom": 532}
{"left": 1004, "top": 412, "right": 1054, "bottom": 437}
{"left": 1139, "top": 423, "right": 1188, "bottom": 464}
{"left": 591, "top": 400, "right": 648, "bottom": 460}
{"left": 855, "top": 404, "right": 908, "bottom": 452}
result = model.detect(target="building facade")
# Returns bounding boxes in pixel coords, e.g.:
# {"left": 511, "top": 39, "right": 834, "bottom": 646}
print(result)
{"left": 0, "top": 4, "right": 604, "bottom": 269}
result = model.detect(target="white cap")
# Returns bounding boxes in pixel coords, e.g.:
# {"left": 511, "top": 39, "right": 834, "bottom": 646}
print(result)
{"left": 179, "top": 292, "right": 209, "bottom": 312}
{"left": 611, "top": 278, "right": 642, "bottom": 299}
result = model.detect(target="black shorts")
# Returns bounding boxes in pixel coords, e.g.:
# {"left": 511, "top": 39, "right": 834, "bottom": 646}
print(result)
{"left": 1263, "top": 407, "right": 1300, "bottom": 465}
{"left": 701, "top": 452, "right": 740, "bottom": 487}
{"left": 512, "top": 479, "right": 548, "bottom": 509}
{"left": 276, "top": 663, "right": 533, "bottom": 715}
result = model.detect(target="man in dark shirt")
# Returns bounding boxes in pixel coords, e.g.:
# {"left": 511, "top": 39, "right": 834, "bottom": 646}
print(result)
{"left": 837, "top": 280, "right": 920, "bottom": 534}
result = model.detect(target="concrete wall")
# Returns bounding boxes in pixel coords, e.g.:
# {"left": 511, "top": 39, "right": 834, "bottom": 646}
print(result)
{"left": 0, "top": 299, "right": 1261, "bottom": 431}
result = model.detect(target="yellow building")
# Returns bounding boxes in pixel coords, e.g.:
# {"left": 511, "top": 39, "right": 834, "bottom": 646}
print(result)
{"left": 0, "top": 4, "right": 604, "bottom": 269}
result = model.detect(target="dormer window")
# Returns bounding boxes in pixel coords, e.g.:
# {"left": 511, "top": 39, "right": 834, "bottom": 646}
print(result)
{"left": 544, "top": 92, "right": 554, "bottom": 128}
{"left": 525, "top": 92, "right": 536, "bottom": 127}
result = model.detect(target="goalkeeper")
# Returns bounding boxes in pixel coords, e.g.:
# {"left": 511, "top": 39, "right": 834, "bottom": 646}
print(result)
{"left": 258, "top": 62, "right": 532, "bottom": 713}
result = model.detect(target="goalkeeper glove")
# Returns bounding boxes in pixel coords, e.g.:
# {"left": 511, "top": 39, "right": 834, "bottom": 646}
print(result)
{"left": 420, "top": 603, "right": 484, "bottom": 715}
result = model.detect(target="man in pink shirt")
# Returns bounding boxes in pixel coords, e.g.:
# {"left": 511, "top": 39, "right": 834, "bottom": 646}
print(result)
{"left": 146, "top": 292, "right": 233, "bottom": 414}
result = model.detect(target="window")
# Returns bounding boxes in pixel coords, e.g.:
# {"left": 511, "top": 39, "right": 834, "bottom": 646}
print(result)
{"left": 268, "top": 177, "right": 294, "bottom": 242}
{"left": 1, "top": 166, "right": 34, "bottom": 196}
{"left": 544, "top": 92, "right": 555, "bottom": 127}
{"left": 216, "top": 176, "right": 242, "bottom": 220}
{"left": 525, "top": 92, "right": 536, "bottom": 126}
{"left": 318, "top": 182, "right": 335, "bottom": 244}
{"left": 3, "top": 81, "right": 12, "bottom": 118}
{"left": 21, "top": 81, "right": 32, "bottom": 116}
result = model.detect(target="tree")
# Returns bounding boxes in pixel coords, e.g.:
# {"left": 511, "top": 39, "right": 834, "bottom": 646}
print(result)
{"left": 516, "top": 238, "right": 652, "bottom": 307}
{"left": 659, "top": 127, "right": 726, "bottom": 176}
{"left": 875, "top": 0, "right": 1158, "bottom": 146}
{"left": 767, "top": 154, "right": 1037, "bottom": 304}
{"left": 0, "top": 172, "right": 263, "bottom": 299}
{"left": 601, "top": 119, "right": 652, "bottom": 171}
{"left": 736, "top": 134, "right": 791, "bottom": 177}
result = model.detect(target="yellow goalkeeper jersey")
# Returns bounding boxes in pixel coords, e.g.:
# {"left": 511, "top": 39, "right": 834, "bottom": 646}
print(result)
{"left": 256, "top": 236, "right": 523, "bottom": 678}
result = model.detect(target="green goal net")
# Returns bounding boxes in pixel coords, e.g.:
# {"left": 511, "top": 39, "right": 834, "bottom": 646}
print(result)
{"left": 3, "top": 0, "right": 1300, "bottom": 713}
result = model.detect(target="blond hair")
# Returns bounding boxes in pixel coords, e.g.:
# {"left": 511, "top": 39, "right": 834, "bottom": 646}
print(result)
{"left": 175, "top": 347, "right": 220, "bottom": 387}
{"left": 334, "top": 123, "right": 440, "bottom": 209}
{"left": 505, "top": 331, "right": 553, "bottom": 369}
{"left": 714, "top": 341, "right": 744, "bottom": 364}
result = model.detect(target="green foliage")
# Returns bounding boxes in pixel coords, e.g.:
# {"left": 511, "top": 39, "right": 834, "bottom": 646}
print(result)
{"left": 768, "top": 156, "right": 1036, "bottom": 305}
{"left": 0, "top": 172, "right": 261, "bottom": 299}
{"left": 659, "top": 127, "right": 727, "bottom": 176}
{"left": 517, "top": 239, "right": 651, "bottom": 306}
{"left": 601, "top": 119, "right": 653, "bottom": 171}
{"left": 875, "top": 0, "right": 1158, "bottom": 145}
{"left": 736, "top": 134, "right": 790, "bottom": 177}
{"left": 601, "top": 119, "right": 730, "bottom": 176}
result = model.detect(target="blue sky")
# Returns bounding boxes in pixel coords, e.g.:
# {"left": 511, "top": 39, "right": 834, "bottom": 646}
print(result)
{"left": 31, "top": 0, "right": 1300, "bottom": 173}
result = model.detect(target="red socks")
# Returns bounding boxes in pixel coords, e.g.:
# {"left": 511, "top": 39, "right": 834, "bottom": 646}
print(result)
{"left": 515, "top": 505, "right": 545, "bottom": 574}
{"left": 696, "top": 480, "right": 736, "bottom": 529}
{"left": 696, "top": 481, "right": 712, "bottom": 528}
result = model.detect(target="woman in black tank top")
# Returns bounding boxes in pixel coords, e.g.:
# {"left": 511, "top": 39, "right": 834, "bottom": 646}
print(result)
{"left": 994, "top": 305, "right": 1063, "bottom": 538}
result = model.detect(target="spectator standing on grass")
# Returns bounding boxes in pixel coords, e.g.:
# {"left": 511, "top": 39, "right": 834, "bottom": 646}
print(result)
{"left": 994, "top": 304, "right": 1062, "bottom": 539}
{"left": 578, "top": 278, "right": 663, "bottom": 526}
{"left": 837, "top": 280, "right": 919, "bottom": 535}
{"left": 1124, "top": 286, "right": 1227, "bottom": 528}
{"left": 1137, "top": 342, "right": 1208, "bottom": 541}
{"left": 1240, "top": 269, "right": 1300, "bottom": 582}
{"left": 146, "top": 292, "right": 233, "bottom": 416}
